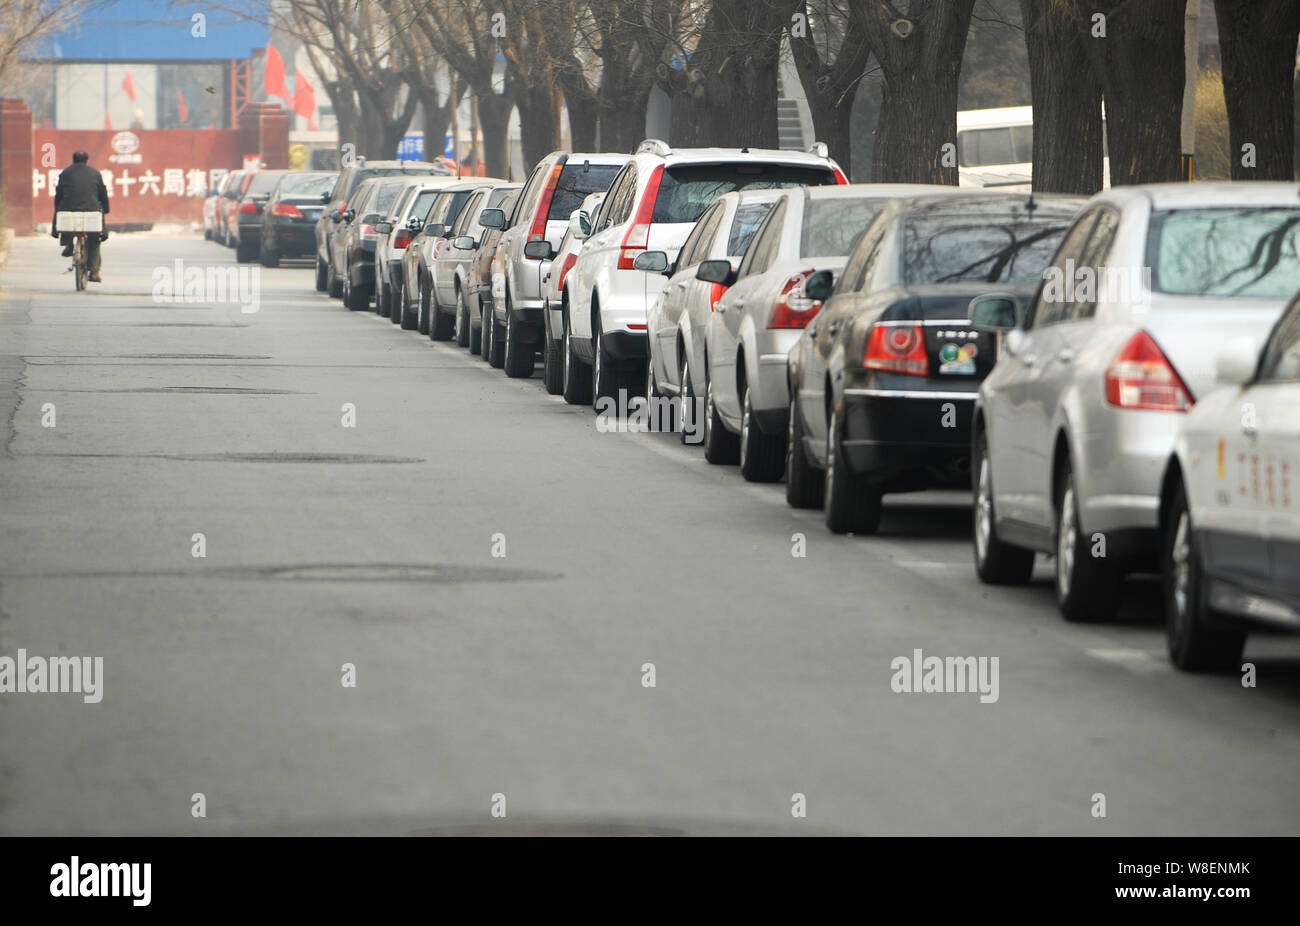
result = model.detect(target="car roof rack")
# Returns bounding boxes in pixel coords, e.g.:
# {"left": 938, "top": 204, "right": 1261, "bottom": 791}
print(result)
{"left": 636, "top": 138, "right": 672, "bottom": 157}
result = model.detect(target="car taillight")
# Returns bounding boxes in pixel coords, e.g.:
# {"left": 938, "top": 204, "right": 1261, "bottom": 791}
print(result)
{"left": 557, "top": 252, "right": 577, "bottom": 291}
{"left": 527, "top": 162, "right": 565, "bottom": 257}
{"left": 361, "top": 224, "right": 378, "bottom": 239}
{"left": 766, "top": 270, "right": 821, "bottom": 329}
{"left": 618, "top": 164, "right": 665, "bottom": 269}
{"left": 708, "top": 282, "right": 727, "bottom": 311}
{"left": 865, "top": 324, "right": 929, "bottom": 376}
{"left": 239, "top": 201, "right": 259, "bottom": 214}
{"left": 393, "top": 233, "right": 411, "bottom": 249}
{"left": 1104, "top": 330, "right": 1193, "bottom": 411}
{"left": 832, "top": 166, "right": 848, "bottom": 185}
{"left": 271, "top": 203, "right": 302, "bottom": 218}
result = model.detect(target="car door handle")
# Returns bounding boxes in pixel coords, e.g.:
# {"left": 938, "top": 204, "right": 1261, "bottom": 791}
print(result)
{"left": 1022, "top": 354, "right": 1037, "bottom": 367}
{"left": 1055, "top": 349, "right": 1074, "bottom": 364}
{"left": 674, "top": 281, "right": 687, "bottom": 290}
{"left": 732, "top": 298, "right": 744, "bottom": 309}
{"left": 827, "top": 322, "right": 840, "bottom": 337}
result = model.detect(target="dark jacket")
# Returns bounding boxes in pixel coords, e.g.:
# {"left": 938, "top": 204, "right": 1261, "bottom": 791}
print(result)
{"left": 53, "top": 163, "right": 110, "bottom": 220}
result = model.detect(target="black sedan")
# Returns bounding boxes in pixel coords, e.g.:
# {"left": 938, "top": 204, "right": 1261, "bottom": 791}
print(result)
{"left": 258, "top": 171, "right": 337, "bottom": 267}
{"left": 785, "top": 192, "right": 1084, "bottom": 534}
{"left": 229, "top": 170, "right": 287, "bottom": 263}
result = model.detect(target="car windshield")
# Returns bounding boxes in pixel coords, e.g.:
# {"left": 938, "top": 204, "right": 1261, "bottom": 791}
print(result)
{"left": 652, "top": 163, "right": 836, "bottom": 224}
{"left": 548, "top": 164, "right": 621, "bottom": 220}
{"left": 1147, "top": 207, "right": 1300, "bottom": 297}
{"left": 904, "top": 204, "right": 1075, "bottom": 284}
{"left": 280, "top": 173, "right": 336, "bottom": 197}
{"left": 727, "top": 202, "right": 775, "bottom": 256}
{"left": 801, "top": 197, "right": 888, "bottom": 258}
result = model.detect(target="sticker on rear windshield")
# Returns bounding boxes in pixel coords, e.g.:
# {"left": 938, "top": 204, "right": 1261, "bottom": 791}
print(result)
{"left": 939, "top": 342, "right": 977, "bottom": 375}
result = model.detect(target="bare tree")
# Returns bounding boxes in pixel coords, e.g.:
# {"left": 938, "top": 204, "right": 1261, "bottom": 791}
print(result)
{"left": 1215, "top": 0, "right": 1300, "bottom": 180}
{"left": 0, "top": 0, "right": 97, "bottom": 91}
{"left": 789, "top": 1, "right": 872, "bottom": 177}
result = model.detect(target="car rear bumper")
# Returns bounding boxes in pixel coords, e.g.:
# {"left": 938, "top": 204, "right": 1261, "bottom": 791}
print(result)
{"left": 267, "top": 224, "right": 315, "bottom": 254}
{"left": 841, "top": 388, "right": 976, "bottom": 491}
{"left": 601, "top": 329, "right": 648, "bottom": 361}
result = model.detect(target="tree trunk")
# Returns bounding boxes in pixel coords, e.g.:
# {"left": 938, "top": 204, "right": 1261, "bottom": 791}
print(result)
{"left": 600, "top": 100, "right": 646, "bottom": 154}
{"left": 1215, "top": 0, "right": 1300, "bottom": 180}
{"left": 517, "top": 81, "right": 564, "bottom": 168}
{"left": 477, "top": 92, "right": 514, "bottom": 180}
{"left": 1085, "top": 0, "right": 1185, "bottom": 185}
{"left": 1019, "top": 0, "right": 1104, "bottom": 193}
{"left": 417, "top": 80, "right": 462, "bottom": 161}
{"left": 789, "top": 3, "right": 871, "bottom": 178}
{"left": 557, "top": 57, "right": 599, "bottom": 152}
{"left": 856, "top": 1, "right": 977, "bottom": 184}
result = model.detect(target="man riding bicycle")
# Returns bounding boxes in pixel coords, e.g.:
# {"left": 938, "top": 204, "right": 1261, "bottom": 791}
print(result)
{"left": 51, "top": 151, "right": 110, "bottom": 282}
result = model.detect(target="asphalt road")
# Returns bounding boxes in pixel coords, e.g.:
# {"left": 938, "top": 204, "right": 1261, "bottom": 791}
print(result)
{"left": 1, "top": 233, "right": 1297, "bottom": 836}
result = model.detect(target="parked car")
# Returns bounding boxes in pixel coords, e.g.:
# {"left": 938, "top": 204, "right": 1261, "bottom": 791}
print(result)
{"left": 229, "top": 169, "right": 288, "bottom": 262}
{"left": 787, "top": 191, "right": 1083, "bottom": 534}
{"left": 396, "top": 184, "right": 480, "bottom": 332}
{"left": 1159, "top": 294, "right": 1300, "bottom": 671}
{"left": 562, "top": 140, "right": 846, "bottom": 405}
{"left": 332, "top": 176, "right": 412, "bottom": 310}
{"left": 315, "top": 159, "right": 451, "bottom": 296}
{"left": 417, "top": 179, "right": 506, "bottom": 337}
{"left": 430, "top": 182, "right": 520, "bottom": 346}
{"left": 972, "top": 183, "right": 1300, "bottom": 623}
{"left": 467, "top": 188, "right": 523, "bottom": 362}
{"left": 699, "top": 184, "right": 958, "bottom": 479}
{"left": 374, "top": 177, "right": 461, "bottom": 319}
{"left": 541, "top": 190, "right": 606, "bottom": 395}
{"left": 213, "top": 170, "right": 245, "bottom": 247}
{"left": 203, "top": 172, "right": 233, "bottom": 241}
{"left": 484, "top": 152, "right": 630, "bottom": 378}
{"left": 637, "top": 189, "right": 780, "bottom": 418}
{"left": 258, "top": 171, "right": 337, "bottom": 267}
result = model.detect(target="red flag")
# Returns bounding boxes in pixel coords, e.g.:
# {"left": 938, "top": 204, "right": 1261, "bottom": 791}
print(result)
{"left": 177, "top": 89, "right": 188, "bottom": 122}
{"left": 293, "top": 68, "right": 315, "bottom": 120}
{"left": 264, "top": 44, "right": 287, "bottom": 100}
{"left": 122, "top": 70, "right": 136, "bottom": 101}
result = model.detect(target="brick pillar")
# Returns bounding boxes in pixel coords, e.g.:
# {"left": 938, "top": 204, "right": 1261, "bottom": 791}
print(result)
{"left": 258, "top": 105, "right": 290, "bottom": 169}
{"left": 1, "top": 98, "right": 35, "bottom": 235}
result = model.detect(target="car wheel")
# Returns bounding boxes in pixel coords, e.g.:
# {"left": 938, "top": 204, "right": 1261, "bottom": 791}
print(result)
{"left": 379, "top": 283, "right": 392, "bottom": 319}
{"left": 346, "top": 274, "right": 369, "bottom": 311}
{"left": 235, "top": 239, "right": 255, "bottom": 263}
{"left": 824, "top": 407, "right": 882, "bottom": 535}
{"left": 204, "top": 227, "right": 212, "bottom": 241}
{"left": 702, "top": 370, "right": 740, "bottom": 464}
{"left": 418, "top": 279, "right": 432, "bottom": 335}
{"left": 562, "top": 310, "right": 592, "bottom": 404}
{"left": 487, "top": 305, "right": 505, "bottom": 368}
{"left": 785, "top": 392, "right": 824, "bottom": 509}
{"left": 328, "top": 264, "right": 343, "bottom": 300}
{"left": 973, "top": 429, "right": 1035, "bottom": 584}
{"left": 503, "top": 297, "right": 535, "bottom": 377}
{"left": 1163, "top": 477, "right": 1246, "bottom": 671}
{"left": 739, "top": 382, "right": 784, "bottom": 482}
{"left": 315, "top": 257, "right": 328, "bottom": 292}
{"left": 1054, "top": 462, "right": 1122, "bottom": 622}
{"left": 456, "top": 289, "right": 471, "bottom": 348}
{"left": 592, "top": 317, "right": 614, "bottom": 407}
{"left": 431, "top": 300, "right": 455, "bottom": 341}
{"left": 680, "top": 358, "right": 698, "bottom": 446}
{"left": 643, "top": 360, "right": 677, "bottom": 432}
{"left": 470, "top": 293, "right": 485, "bottom": 356}
{"left": 542, "top": 325, "right": 563, "bottom": 395}
{"left": 400, "top": 286, "right": 418, "bottom": 330}
{"left": 260, "top": 246, "right": 280, "bottom": 268}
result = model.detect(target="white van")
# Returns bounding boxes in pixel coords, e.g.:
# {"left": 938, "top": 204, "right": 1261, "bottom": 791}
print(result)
{"left": 957, "top": 105, "right": 1109, "bottom": 191}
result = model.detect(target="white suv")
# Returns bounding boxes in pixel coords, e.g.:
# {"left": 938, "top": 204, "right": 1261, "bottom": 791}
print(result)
{"left": 561, "top": 140, "right": 846, "bottom": 405}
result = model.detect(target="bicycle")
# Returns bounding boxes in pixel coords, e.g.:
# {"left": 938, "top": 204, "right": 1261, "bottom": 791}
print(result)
{"left": 55, "top": 211, "right": 102, "bottom": 292}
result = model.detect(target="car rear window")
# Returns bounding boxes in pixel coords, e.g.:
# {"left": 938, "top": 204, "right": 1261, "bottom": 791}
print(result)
{"left": 345, "top": 166, "right": 443, "bottom": 200}
{"left": 727, "top": 203, "right": 775, "bottom": 256}
{"left": 800, "top": 197, "right": 887, "bottom": 258}
{"left": 408, "top": 190, "right": 440, "bottom": 220}
{"left": 280, "top": 173, "right": 336, "bottom": 196}
{"left": 904, "top": 208, "right": 1075, "bottom": 284}
{"left": 247, "top": 172, "right": 285, "bottom": 195}
{"left": 547, "top": 164, "right": 622, "bottom": 221}
{"left": 368, "top": 181, "right": 407, "bottom": 216}
{"left": 652, "top": 163, "right": 836, "bottom": 225}
{"left": 1147, "top": 208, "right": 1300, "bottom": 297}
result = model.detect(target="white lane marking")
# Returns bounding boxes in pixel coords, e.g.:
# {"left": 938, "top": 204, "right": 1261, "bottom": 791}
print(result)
{"left": 1085, "top": 648, "right": 1166, "bottom": 673}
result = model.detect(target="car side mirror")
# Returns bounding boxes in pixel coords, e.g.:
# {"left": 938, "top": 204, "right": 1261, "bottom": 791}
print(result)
{"left": 453, "top": 236, "right": 478, "bottom": 250}
{"left": 375, "top": 221, "right": 393, "bottom": 235}
{"left": 320, "top": 192, "right": 330, "bottom": 204}
{"left": 1215, "top": 337, "right": 1260, "bottom": 386}
{"left": 568, "top": 209, "right": 590, "bottom": 241}
{"left": 479, "top": 208, "right": 506, "bottom": 230}
{"left": 969, "top": 293, "right": 1020, "bottom": 331}
{"left": 803, "top": 269, "right": 834, "bottom": 303}
{"left": 422, "top": 222, "right": 446, "bottom": 238}
{"left": 633, "top": 250, "right": 669, "bottom": 274}
{"left": 524, "top": 239, "right": 555, "bottom": 260}
{"left": 696, "top": 259, "right": 736, "bottom": 286}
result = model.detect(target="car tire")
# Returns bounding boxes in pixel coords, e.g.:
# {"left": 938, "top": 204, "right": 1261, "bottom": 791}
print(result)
{"left": 487, "top": 306, "right": 505, "bottom": 368}
{"left": 542, "top": 329, "right": 563, "bottom": 395}
{"left": 470, "top": 294, "right": 484, "bottom": 356}
{"left": 680, "top": 358, "right": 698, "bottom": 446}
{"left": 235, "top": 240, "right": 255, "bottom": 263}
{"left": 503, "top": 298, "right": 535, "bottom": 377}
{"left": 204, "top": 227, "right": 212, "bottom": 241}
{"left": 1163, "top": 477, "right": 1246, "bottom": 671}
{"left": 418, "top": 279, "right": 432, "bottom": 335}
{"left": 562, "top": 310, "right": 592, "bottom": 405}
{"left": 260, "top": 247, "right": 280, "bottom": 268}
{"left": 391, "top": 285, "right": 406, "bottom": 325}
{"left": 431, "top": 302, "right": 455, "bottom": 341}
{"left": 315, "top": 256, "right": 328, "bottom": 292}
{"left": 1054, "top": 462, "right": 1122, "bottom": 622}
{"left": 824, "top": 407, "right": 882, "bottom": 535}
{"left": 379, "top": 283, "right": 392, "bottom": 319}
{"left": 400, "top": 287, "right": 418, "bottom": 330}
{"left": 456, "top": 289, "right": 471, "bottom": 348}
{"left": 702, "top": 369, "right": 740, "bottom": 464}
{"left": 973, "top": 429, "right": 1035, "bottom": 584}
{"left": 739, "top": 383, "right": 784, "bottom": 482}
{"left": 345, "top": 272, "right": 368, "bottom": 311}
{"left": 328, "top": 265, "right": 343, "bottom": 300}
{"left": 785, "top": 393, "right": 824, "bottom": 509}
